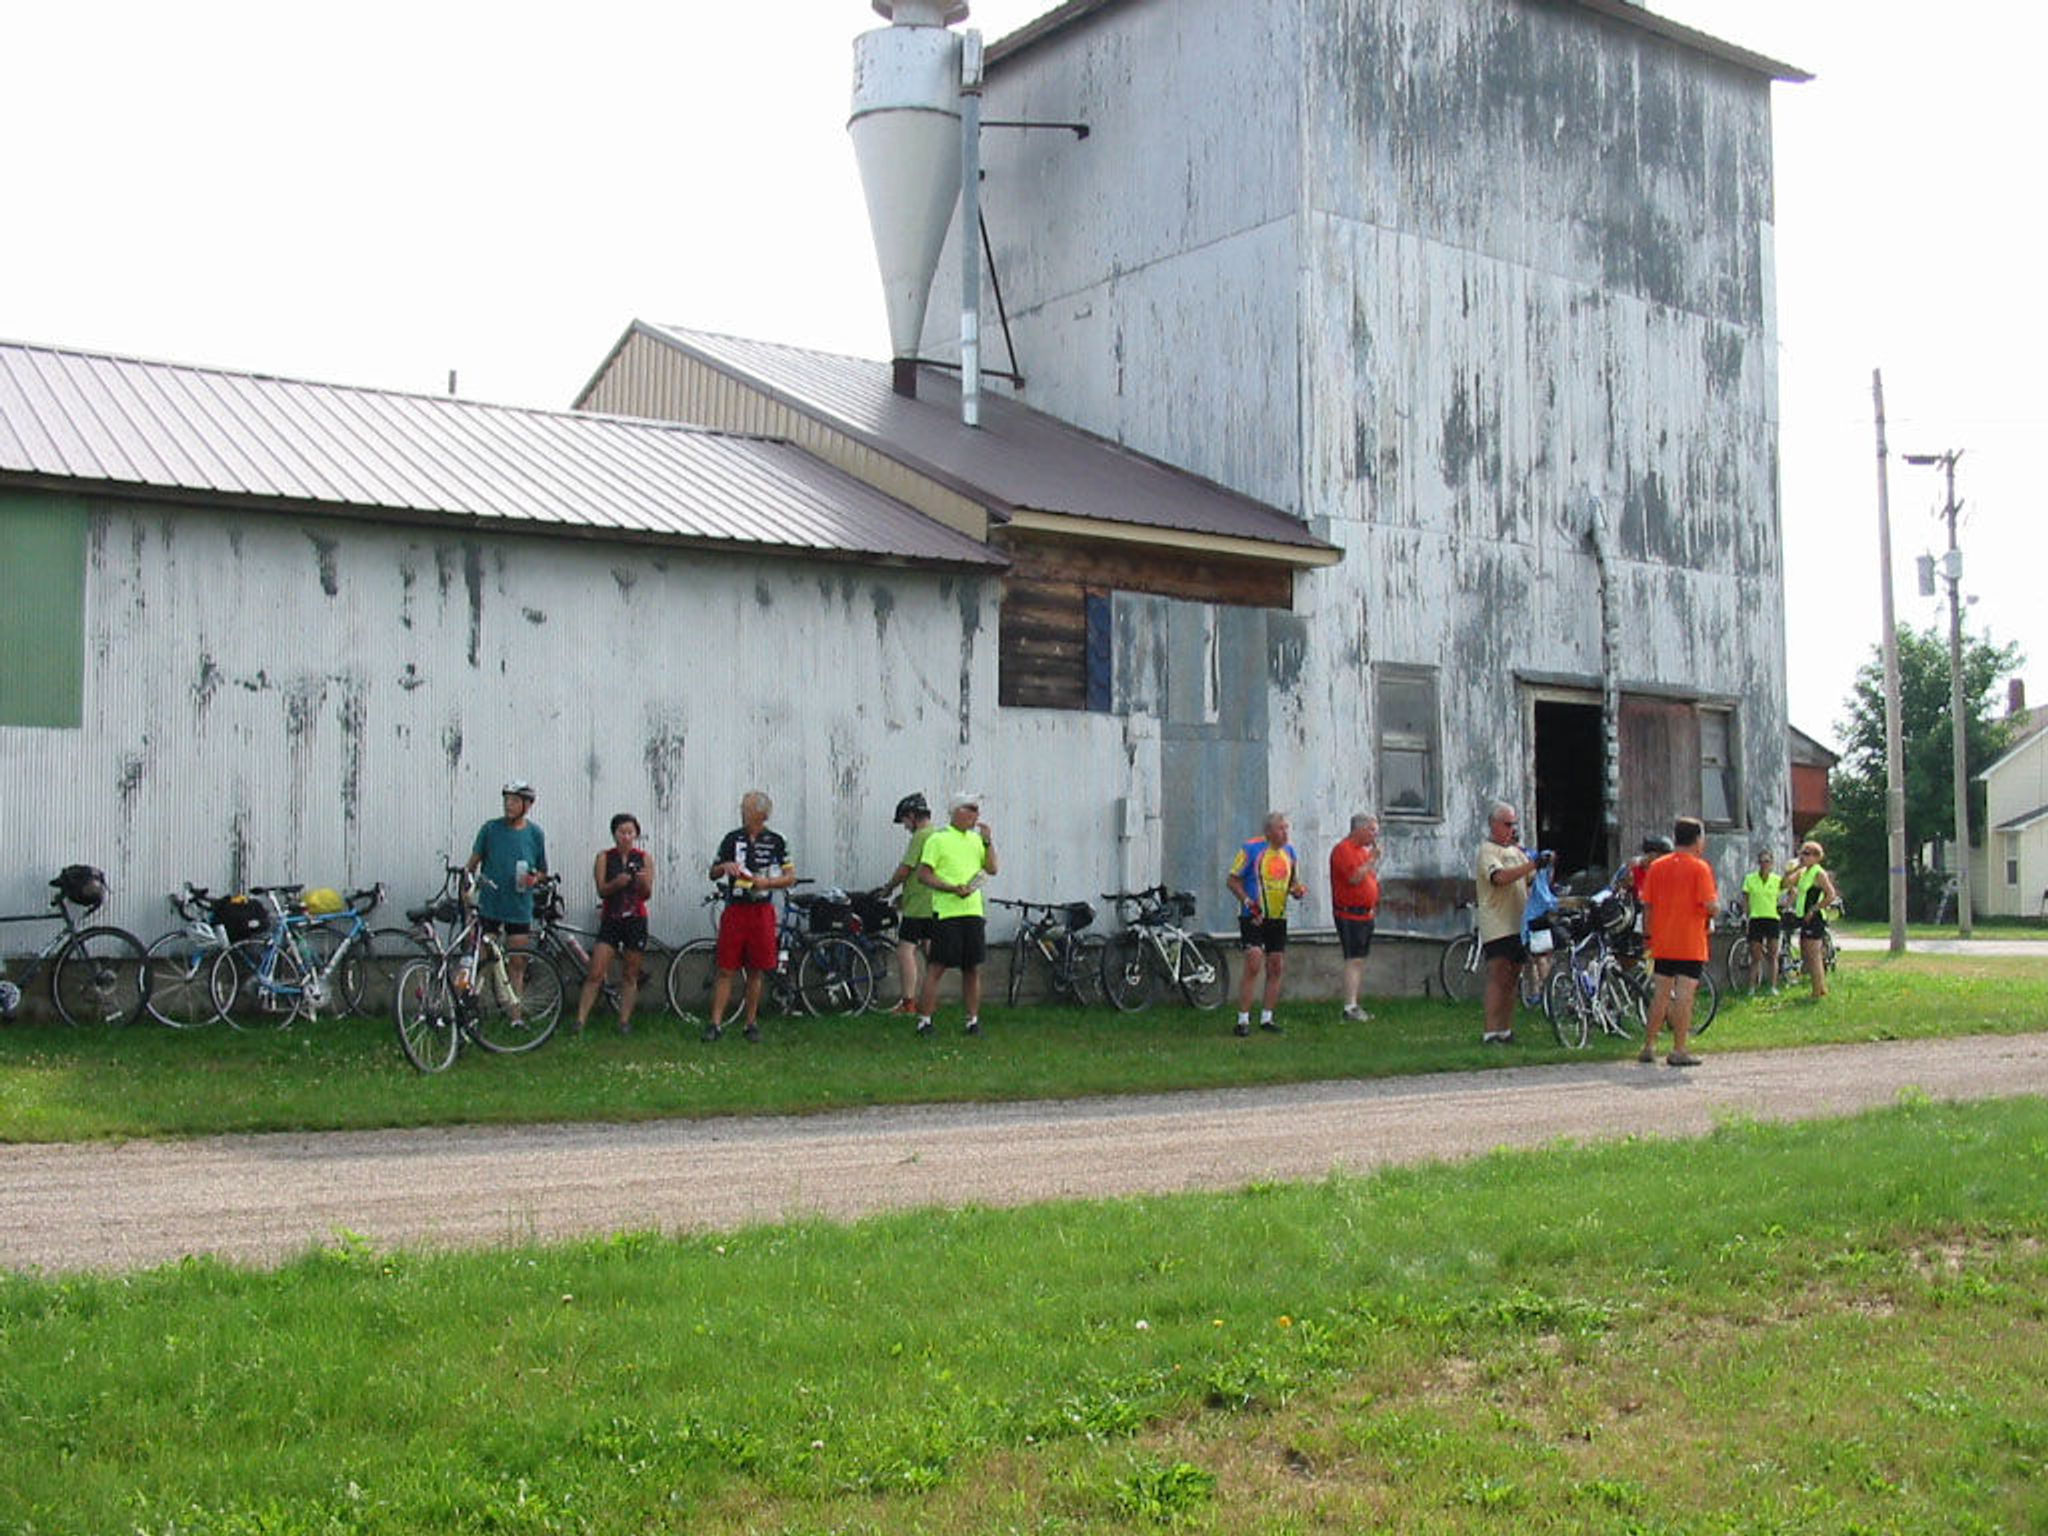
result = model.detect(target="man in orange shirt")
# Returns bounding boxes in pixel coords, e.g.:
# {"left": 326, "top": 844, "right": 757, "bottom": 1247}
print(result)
{"left": 1637, "top": 816, "right": 1719, "bottom": 1067}
{"left": 1329, "top": 813, "right": 1380, "bottom": 1022}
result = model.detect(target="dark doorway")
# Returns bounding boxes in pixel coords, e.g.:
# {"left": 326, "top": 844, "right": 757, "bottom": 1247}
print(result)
{"left": 1533, "top": 700, "right": 1607, "bottom": 886}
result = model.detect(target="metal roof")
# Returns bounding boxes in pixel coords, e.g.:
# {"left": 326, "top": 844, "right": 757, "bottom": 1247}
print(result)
{"left": 0, "top": 340, "right": 1004, "bottom": 571}
{"left": 627, "top": 324, "right": 1336, "bottom": 562}
{"left": 988, "top": 0, "right": 1811, "bottom": 84}
{"left": 1995, "top": 802, "right": 2048, "bottom": 835}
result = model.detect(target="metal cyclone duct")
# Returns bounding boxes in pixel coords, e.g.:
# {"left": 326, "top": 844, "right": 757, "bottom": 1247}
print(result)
{"left": 850, "top": 1, "right": 968, "bottom": 391}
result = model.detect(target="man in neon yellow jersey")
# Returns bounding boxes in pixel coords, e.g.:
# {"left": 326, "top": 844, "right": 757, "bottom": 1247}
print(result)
{"left": 913, "top": 792, "right": 999, "bottom": 1036}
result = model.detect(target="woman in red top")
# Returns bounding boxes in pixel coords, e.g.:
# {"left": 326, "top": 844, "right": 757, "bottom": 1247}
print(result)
{"left": 1636, "top": 817, "right": 1718, "bottom": 1067}
{"left": 574, "top": 813, "right": 653, "bottom": 1035}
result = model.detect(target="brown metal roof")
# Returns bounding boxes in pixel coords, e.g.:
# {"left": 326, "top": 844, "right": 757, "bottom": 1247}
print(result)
{"left": 988, "top": 0, "right": 1810, "bottom": 83}
{"left": 632, "top": 324, "right": 1336, "bottom": 562}
{"left": 0, "top": 340, "right": 1004, "bottom": 571}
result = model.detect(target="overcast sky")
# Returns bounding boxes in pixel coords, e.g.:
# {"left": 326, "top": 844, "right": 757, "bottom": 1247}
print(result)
{"left": 7, "top": 1, "right": 2042, "bottom": 752}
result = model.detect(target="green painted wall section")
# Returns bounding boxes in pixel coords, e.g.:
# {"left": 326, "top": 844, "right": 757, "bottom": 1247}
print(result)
{"left": 0, "top": 489, "right": 87, "bottom": 728}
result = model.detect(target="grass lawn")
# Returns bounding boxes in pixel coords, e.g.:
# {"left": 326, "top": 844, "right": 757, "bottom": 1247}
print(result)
{"left": 3, "top": 1095, "right": 2042, "bottom": 1534}
{"left": 1835, "top": 916, "right": 2048, "bottom": 941}
{"left": 3, "top": 951, "right": 2047, "bottom": 1143}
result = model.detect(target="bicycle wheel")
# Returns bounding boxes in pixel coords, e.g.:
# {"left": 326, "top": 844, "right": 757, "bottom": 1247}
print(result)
{"left": 797, "top": 937, "right": 873, "bottom": 1016}
{"left": 51, "top": 926, "right": 150, "bottom": 1027}
{"left": 1544, "top": 962, "right": 1589, "bottom": 1049}
{"left": 862, "top": 937, "right": 903, "bottom": 1013}
{"left": 1599, "top": 968, "right": 1646, "bottom": 1037}
{"left": 357, "top": 927, "right": 431, "bottom": 1019}
{"left": 1439, "top": 933, "right": 1482, "bottom": 1003}
{"left": 1519, "top": 952, "right": 1550, "bottom": 1012}
{"left": 394, "top": 958, "right": 459, "bottom": 1073}
{"left": 1065, "top": 933, "right": 1107, "bottom": 1006}
{"left": 640, "top": 939, "right": 681, "bottom": 1018}
{"left": 1724, "top": 936, "right": 1756, "bottom": 996}
{"left": 211, "top": 936, "right": 309, "bottom": 1029}
{"left": 469, "top": 951, "right": 562, "bottom": 1053}
{"left": 1176, "top": 934, "right": 1229, "bottom": 1010}
{"left": 1102, "top": 931, "right": 1156, "bottom": 1012}
{"left": 143, "top": 930, "right": 222, "bottom": 1028}
{"left": 1005, "top": 929, "right": 1038, "bottom": 1007}
{"left": 666, "top": 939, "right": 719, "bottom": 1021}
{"left": 1690, "top": 970, "right": 1721, "bottom": 1036}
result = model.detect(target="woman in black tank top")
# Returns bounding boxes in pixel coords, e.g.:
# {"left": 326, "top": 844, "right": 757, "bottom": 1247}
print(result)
{"left": 575, "top": 814, "right": 652, "bottom": 1033}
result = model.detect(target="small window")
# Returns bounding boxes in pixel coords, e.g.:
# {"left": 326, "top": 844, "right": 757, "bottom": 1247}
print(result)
{"left": 1699, "top": 706, "right": 1738, "bottom": 826}
{"left": 1377, "top": 666, "right": 1440, "bottom": 819}
{"left": 2006, "top": 834, "right": 2020, "bottom": 888}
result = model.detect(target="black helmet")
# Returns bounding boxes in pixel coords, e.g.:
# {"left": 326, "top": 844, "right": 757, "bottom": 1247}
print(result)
{"left": 1641, "top": 835, "right": 1673, "bottom": 855}
{"left": 893, "top": 792, "right": 930, "bottom": 823}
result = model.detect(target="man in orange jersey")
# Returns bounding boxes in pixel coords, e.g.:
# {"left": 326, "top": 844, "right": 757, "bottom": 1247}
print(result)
{"left": 1636, "top": 816, "right": 1719, "bottom": 1067}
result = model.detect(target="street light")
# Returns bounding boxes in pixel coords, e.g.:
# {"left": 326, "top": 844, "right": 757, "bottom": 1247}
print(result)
{"left": 1902, "top": 448, "right": 1972, "bottom": 938}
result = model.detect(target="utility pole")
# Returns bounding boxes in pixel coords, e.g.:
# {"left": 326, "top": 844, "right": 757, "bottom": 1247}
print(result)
{"left": 1872, "top": 372, "right": 1909, "bottom": 955}
{"left": 1904, "top": 448, "right": 1972, "bottom": 938}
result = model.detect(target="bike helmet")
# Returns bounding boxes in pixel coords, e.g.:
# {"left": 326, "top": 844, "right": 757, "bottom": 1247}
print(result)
{"left": 893, "top": 792, "right": 930, "bottom": 823}
{"left": 501, "top": 778, "right": 537, "bottom": 801}
{"left": 1640, "top": 834, "right": 1673, "bottom": 855}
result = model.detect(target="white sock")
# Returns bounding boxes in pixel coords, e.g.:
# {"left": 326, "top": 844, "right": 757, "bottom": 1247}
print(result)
{"left": 1260, "top": 1011, "right": 1274, "bottom": 1026}
{"left": 1237, "top": 1011, "right": 1250, "bottom": 1025}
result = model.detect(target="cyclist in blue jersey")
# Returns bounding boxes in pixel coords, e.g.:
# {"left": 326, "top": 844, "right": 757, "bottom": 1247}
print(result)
{"left": 1226, "top": 811, "right": 1307, "bottom": 1037}
{"left": 467, "top": 779, "right": 547, "bottom": 993}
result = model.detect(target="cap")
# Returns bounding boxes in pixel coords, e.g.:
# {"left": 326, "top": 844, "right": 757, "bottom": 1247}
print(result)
{"left": 893, "top": 792, "right": 930, "bottom": 823}
{"left": 948, "top": 790, "right": 982, "bottom": 811}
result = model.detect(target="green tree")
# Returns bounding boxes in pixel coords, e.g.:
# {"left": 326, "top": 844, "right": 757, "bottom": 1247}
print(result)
{"left": 1825, "top": 624, "right": 2023, "bottom": 917}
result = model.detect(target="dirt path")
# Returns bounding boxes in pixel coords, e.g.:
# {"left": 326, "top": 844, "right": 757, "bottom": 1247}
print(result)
{"left": 4, "top": 1034, "right": 2044, "bottom": 1274}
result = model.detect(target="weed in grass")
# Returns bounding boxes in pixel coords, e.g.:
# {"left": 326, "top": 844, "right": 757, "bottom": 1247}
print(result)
{"left": 1108, "top": 1455, "right": 1216, "bottom": 1525}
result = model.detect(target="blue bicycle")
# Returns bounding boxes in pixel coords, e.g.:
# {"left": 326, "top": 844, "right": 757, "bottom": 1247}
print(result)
{"left": 206, "top": 883, "right": 385, "bottom": 1028}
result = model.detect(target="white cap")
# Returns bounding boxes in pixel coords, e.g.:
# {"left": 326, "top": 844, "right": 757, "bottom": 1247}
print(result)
{"left": 948, "top": 790, "right": 983, "bottom": 811}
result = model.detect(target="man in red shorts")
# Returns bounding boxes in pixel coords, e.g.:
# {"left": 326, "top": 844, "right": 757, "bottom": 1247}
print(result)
{"left": 704, "top": 790, "right": 796, "bottom": 1043}
{"left": 1637, "top": 816, "right": 1719, "bottom": 1067}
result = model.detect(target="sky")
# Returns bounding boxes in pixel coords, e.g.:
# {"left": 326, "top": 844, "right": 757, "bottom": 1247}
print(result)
{"left": 7, "top": 1, "right": 2043, "bottom": 753}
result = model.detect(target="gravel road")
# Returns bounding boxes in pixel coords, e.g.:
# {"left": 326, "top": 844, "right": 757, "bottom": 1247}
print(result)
{"left": 4, "top": 1034, "right": 2044, "bottom": 1275}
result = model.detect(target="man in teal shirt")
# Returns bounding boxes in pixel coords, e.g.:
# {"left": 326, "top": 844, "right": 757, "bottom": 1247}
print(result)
{"left": 913, "top": 792, "right": 999, "bottom": 1037}
{"left": 467, "top": 779, "right": 547, "bottom": 990}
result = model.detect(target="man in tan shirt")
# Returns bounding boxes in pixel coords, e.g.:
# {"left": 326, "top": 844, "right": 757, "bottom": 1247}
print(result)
{"left": 1475, "top": 801, "right": 1547, "bottom": 1045}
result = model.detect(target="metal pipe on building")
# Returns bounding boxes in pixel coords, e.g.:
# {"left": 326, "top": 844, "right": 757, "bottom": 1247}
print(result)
{"left": 1588, "top": 493, "right": 1622, "bottom": 864}
{"left": 959, "top": 28, "right": 984, "bottom": 428}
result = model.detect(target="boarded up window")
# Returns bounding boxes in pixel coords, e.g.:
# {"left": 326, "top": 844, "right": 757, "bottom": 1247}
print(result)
{"left": 1618, "top": 695, "right": 1702, "bottom": 843}
{"left": 0, "top": 491, "right": 86, "bottom": 729}
{"left": 1377, "top": 666, "right": 1441, "bottom": 819}
{"left": 999, "top": 577, "right": 1110, "bottom": 711}
{"left": 1699, "top": 706, "right": 1738, "bottom": 825}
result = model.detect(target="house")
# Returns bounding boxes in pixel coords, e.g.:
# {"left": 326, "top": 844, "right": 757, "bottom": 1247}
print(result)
{"left": 1788, "top": 725, "right": 1838, "bottom": 841}
{"left": 590, "top": 0, "right": 1805, "bottom": 920}
{"left": 1973, "top": 697, "right": 2048, "bottom": 918}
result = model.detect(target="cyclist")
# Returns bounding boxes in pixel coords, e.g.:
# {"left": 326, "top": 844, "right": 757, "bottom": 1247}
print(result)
{"left": 1739, "top": 847, "right": 1784, "bottom": 993}
{"left": 705, "top": 790, "right": 796, "bottom": 1043}
{"left": 914, "top": 792, "right": 998, "bottom": 1037}
{"left": 1228, "top": 811, "right": 1307, "bottom": 1037}
{"left": 1329, "top": 813, "right": 1380, "bottom": 1022}
{"left": 467, "top": 779, "right": 547, "bottom": 994}
{"left": 574, "top": 812, "right": 652, "bottom": 1035}
{"left": 1637, "top": 816, "right": 1718, "bottom": 1066}
{"left": 876, "top": 792, "right": 937, "bottom": 1016}
{"left": 1476, "top": 802, "right": 1547, "bottom": 1046}
{"left": 1787, "top": 839, "right": 1842, "bottom": 999}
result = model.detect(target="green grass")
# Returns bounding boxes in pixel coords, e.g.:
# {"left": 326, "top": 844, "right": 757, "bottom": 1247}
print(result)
{"left": 1836, "top": 915, "right": 2048, "bottom": 940}
{"left": 3, "top": 1095, "right": 2043, "bottom": 1533}
{"left": 5, "top": 951, "right": 2048, "bottom": 1142}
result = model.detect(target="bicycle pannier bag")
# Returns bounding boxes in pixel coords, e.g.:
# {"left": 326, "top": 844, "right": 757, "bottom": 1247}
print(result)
{"left": 56, "top": 864, "right": 106, "bottom": 909}
{"left": 851, "top": 890, "right": 897, "bottom": 934}
{"left": 1063, "top": 901, "right": 1096, "bottom": 933}
{"left": 216, "top": 895, "right": 268, "bottom": 942}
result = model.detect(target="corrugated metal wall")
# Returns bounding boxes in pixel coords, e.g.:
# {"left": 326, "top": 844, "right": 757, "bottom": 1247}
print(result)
{"left": 0, "top": 495, "right": 1148, "bottom": 941}
{"left": 931, "top": 0, "right": 1791, "bottom": 901}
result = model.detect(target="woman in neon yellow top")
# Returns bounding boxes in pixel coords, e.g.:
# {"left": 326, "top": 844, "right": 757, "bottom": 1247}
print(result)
{"left": 1740, "top": 848, "right": 1784, "bottom": 992}
{"left": 1788, "top": 841, "right": 1842, "bottom": 999}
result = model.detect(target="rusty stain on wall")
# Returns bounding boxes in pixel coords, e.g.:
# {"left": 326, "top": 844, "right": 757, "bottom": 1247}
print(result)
{"left": 643, "top": 712, "right": 687, "bottom": 816}
{"left": 308, "top": 532, "right": 340, "bottom": 597}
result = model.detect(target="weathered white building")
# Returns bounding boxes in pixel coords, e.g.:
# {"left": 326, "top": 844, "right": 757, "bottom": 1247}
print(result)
{"left": 587, "top": 0, "right": 1805, "bottom": 919}
{"left": 1974, "top": 713, "right": 2048, "bottom": 918}
{"left": 1, "top": 0, "right": 1803, "bottom": 953}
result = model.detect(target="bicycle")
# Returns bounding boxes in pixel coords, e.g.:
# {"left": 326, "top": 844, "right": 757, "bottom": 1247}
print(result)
{"left": 1440, "top": 898, "right": 1547, "bottom": 1011}
{"left": 0, "top": 865, "right": 150, "bottom": 1027}
{"left": 142, "top": 884, "right": 268, "bottom": 1027}
{"left": 841, "top": 888, "right": 906, "bottom": 1014}
{"left": 1541, "top": 901, "right": 1646, "bottom": 1050}
{"left": 1099, "top": 886, "right": 1229, "bottom": 1011}
{"left": 993, "top": 896, "right": 1105, "bottom": 1006}
{"left": 528, "top": 873, "right": 680, "bottom": 1026}
{"left": 665, "top": 882, "right": 874, "bottom": 1024}
{"left": 391, "top": 866, "right": 566, "bottom": 1071}
{"left": 207, "top": 883, "right": 386, "bottom": 1027}
{"left": 1725, "top": 906, "right": 1839, "bottom": 996}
